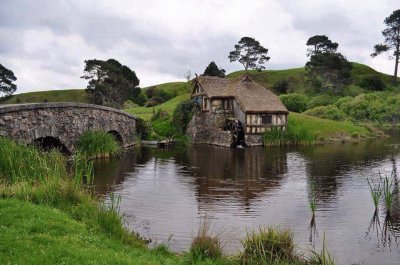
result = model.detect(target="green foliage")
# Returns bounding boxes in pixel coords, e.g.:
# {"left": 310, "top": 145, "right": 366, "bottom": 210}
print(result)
{"left": 264, "top": 119, "right": 316, "bottom": 146}
{"left": 308, "top": 234, "right": 335, "bottom": 265}
{"left": 122, "top": 100, "right": 138, "bottom": 109}
{"left": 228, "top": 37, "right": 270, "bottom": 71}
{"left": 306, "top": 95, "right": 338, "bottom": 109}
{"left": 0, "top": 63, "right": 17, "bottom": 97}
{"left": 358, "top": 75, "right": 386, "bottom": 91}
{"left": 151, "top": 111, "right": 175, "bottom": 139}
{"left": 203, "top": 61, "right": 226, "bottom": 77}
{"left": 306, "top": 35, "right": 338, "bottom": 56}
{"left": 272, "top": 78, "right": 290, "bottom": 94}
{"left": 241, "top": 226, "right": 297, "bottom": 264}
{"left": 371, "top": 9, "right": 400, "bottom": 79}
{"left": 81, "top": 58, "right": 140, "bottom": 108}
{"left": 280, "top": 93, "right": 308, "bottom": 112}
{"left": 135, "top": 117, "right": 151, "bottom": 140}
{"left": 342, "top": 85, "right": 365, "bottom": 97}
{"left": 0, "top": 137, "right": 66, "bottom": 183}
{"left": 382, "top": 175, "right": 394, "bottom": 214}
{"left": 75, "top": 131, "right": 120, "bottom": 158}
{"left": 0, "top": 89, "right": 89, "bottom": 104}
{"left": 305, "top": 105, "right": 347, "bottom": 121}
{"left": 172, "top": 99, "right": 198, "bottom": 135}
{"left": 367, "top": 177, "right": 382, "bottom": 210}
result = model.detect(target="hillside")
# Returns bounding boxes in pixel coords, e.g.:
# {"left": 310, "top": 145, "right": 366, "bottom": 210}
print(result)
{"left": 0, "top": 89, "right": 89, "bottom": 104}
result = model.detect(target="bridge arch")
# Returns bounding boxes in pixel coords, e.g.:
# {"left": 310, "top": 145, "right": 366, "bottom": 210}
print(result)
{"left": 0, "top": 102, "right": 137, "bottom": 152}
{"left": 33, "top": 136, "right": 70, "bottom": 154}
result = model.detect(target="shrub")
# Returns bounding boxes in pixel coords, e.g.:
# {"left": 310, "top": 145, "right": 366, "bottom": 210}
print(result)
{"left": 135, "top": 117, "right": 151, "bottom": 140}
{"left": 359, "top": 75, "right": 386, "bottom": 91}
{"left": 273, "top": 79, "right": 290, "bottom": 94}
{"left": 305, "top": 105, "right": 347, "bottom": 121}
{"left": 241, "top": 226, "right": 296, "bottom": 264}
{"left": 333, "top": 96, "right": 353, "bottom": 108}
{"left": 172, "top": 99, "right": 198, "bottom": 134}
{"left": 122, "top": 100, "right": 138, "bottom": 109}
{"left": 132, "top": 92, "right": 146, "bottom": 106}
{"left": 279, "top": 93, "right": 308, "bottom": 112}
{"left": 342, "top": 85, "right": 365, "bottom": 97}
{"left": 306, "top": 95, "right": 338, "bottom": 110}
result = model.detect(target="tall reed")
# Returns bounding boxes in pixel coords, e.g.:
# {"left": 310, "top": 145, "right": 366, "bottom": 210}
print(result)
{"left": 308, "top": 234, "right": 335, "bottom": 265}
{"left": 75, "top": 131, "right": 120, "bottom": 159}
{"left": 189, "top": 219, "right": 222, "bottom": 261}
{"left": 382, "top": 176, "right": 394, "bottom": 214}
{"left": 264, "top": 120, "right": 315, "bottom": 146}
{"left": 367, "top": 177, "right": 382, "bottom": 210}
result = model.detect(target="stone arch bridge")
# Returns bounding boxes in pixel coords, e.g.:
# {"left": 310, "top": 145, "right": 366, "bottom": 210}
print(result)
{"left": 0, "top": 103, "right": 137, "bottom": 153}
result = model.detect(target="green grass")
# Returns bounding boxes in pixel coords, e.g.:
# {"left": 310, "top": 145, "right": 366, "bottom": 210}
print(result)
{"left": 0, "top": 89, "right": 89, "bottom": 104}
{"left": 75, "top": 131, "right": 120, "bottom": 158}
{"left": 125, "top": 93, "right": 190, "bottom": 120}
{"left": 288, "top": 112, "right": 372, "bottom": 142}
{"left": 0, "top": 199, "right": 183, "bottom": 265}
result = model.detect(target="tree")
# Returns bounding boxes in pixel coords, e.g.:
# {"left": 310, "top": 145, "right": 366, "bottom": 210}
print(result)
{"left": 228, "top": 37, "right": 270, "bottom": 71}
{"left": 0, "top": 63, "right": 17, "bottom": 97}
{"left": 184, "top": 70, "right": 192, "bottom": 81}
{"left": 203, "top": 61, "right": 226, "bottom": 77}
{"left": 81, "top": 59, "right": 140, "bottom": 108}
{"left": 306, "top": 35, "right": 338, "bottom": 56}
{"left": 305, "top": 36, "right": 352, "bottom": 94}
{"left": 371, "top": 9, "right": 400, "bottom": 81}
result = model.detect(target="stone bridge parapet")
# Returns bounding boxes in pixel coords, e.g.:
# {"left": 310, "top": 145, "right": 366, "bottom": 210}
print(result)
{"left": 0, "top": 102, "right": 137, "bottom": 152}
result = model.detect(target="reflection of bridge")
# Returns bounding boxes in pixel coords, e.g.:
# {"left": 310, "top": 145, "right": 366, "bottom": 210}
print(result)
{"left": 0, "top": 103, "right": 137, "bottom": 152}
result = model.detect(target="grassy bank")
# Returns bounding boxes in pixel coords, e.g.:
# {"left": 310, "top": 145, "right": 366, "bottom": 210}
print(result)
{"left": 264, "top": 113, "right": 374, "bottom": 146}
{"left": 76, "top": 131, "right": 120, "bottom": 158}
{"left": 125, "top": 93, "right": 190, "bottom": 120}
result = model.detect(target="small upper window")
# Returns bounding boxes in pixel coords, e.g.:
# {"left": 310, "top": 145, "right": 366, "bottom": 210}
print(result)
{"left": 262, "top": 115, "right": 272, "bottom": 125}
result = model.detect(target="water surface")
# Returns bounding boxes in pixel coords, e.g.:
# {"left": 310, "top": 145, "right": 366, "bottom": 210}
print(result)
{"left": 94, "top": 132, "right": 400, "bottom": 265}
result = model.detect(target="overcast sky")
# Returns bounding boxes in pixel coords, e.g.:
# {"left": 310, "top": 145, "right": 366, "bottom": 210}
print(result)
{"left": 0, "top": 0, "right": 398, "bottom": 93}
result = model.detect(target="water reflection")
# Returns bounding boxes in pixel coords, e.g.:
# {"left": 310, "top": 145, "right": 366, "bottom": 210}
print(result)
{"left": 92, "top": 132, "right": 400, "bottom": 264}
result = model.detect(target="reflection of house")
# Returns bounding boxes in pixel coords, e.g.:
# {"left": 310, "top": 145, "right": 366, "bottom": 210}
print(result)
{"left": 187, "top": 75, "right": 288, "bottom": 146}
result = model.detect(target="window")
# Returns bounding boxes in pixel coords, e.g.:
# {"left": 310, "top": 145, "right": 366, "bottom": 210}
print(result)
{"left": 262, "top": 115, "right": 272, "bottom": 125}
{"left": 203, "top": 97, "right": 209, "bottom": 110}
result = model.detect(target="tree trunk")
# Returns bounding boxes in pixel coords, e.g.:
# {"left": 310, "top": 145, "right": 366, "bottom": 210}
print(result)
{"left": 394, "top": 42, "right": 399, "bottom": 83}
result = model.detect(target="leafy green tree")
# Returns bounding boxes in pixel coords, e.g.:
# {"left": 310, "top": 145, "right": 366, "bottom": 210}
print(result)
{"left": 305, "top": 36, "right": 352, "bottom": 94}
{"left": 81, "top": 59, "right": 140, "bottom": 108}
{"left": 228, "top": 37, "right": 270, "bottom": 71}
{"left": 0, "top": 63, "right": 17, "bottom": 97}
{"left": 203, "top": 61, "right": 226, "bottom": 77}
{"left": 306, "top": 35, "right": 338, "bottom": 56}
{"left": 371, "top": 9, "right": 400, "bottom": 81}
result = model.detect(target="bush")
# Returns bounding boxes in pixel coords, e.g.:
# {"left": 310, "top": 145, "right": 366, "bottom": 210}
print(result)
{"left": 342, "top": 85, "right": 365, "bottom": 97}
{"left": 333, "top": 96, "right": 353, "bottom": 108}
{"left": 135, "top": 117, "right": 151, "bottom": 140}
{"left": 132, "top": 92, "right": 147, "bottom": 106}
{"left": 172, "top": 99, "right": 198, "bottom": 134}
{"left": 272, "top": 79, "right": 290, "bottom": 94}
{"left": 122, "top": 100, "right": 138, "bottom": 109}
{"left": 306, "top": 95, "right": 338, "bottom": 110}
{"left": 279, "top": 93, "right": 308, "bottom": 112}
{"left": 305, "top": 105, "right": 347, "bottom": 121}
{"left": 359, "top": 75, "right": 386, "bottom": 91}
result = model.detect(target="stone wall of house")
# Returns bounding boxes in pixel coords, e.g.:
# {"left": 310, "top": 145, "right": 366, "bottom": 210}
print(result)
{"left": 186, "top": 111, "right": 232, "bottom": 147}
{"left": 245, "top": 134, "right": 264, "bottom": 146}
{"left": 0, "top": 103, "right": 137, "bottom": 152}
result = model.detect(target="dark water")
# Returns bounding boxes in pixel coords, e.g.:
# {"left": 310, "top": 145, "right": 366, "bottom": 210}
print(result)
{"left": 93, "top": 131, "right": 400, "bottom": 265}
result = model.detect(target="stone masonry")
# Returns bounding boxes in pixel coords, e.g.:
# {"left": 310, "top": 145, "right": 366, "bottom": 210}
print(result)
{"left": 0, "top": 103, "right": 137, "bottom": 152}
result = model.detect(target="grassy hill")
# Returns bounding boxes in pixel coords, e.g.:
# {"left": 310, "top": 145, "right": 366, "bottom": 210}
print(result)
{"left": 0, "top": 89, "right": 89, "bottom": 104}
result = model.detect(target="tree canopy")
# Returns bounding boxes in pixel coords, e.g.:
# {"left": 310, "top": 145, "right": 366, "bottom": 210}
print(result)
{"left": 305, "top": 35, "right": 352, "bottom": 94}
{"left": 228, "top": 37, "right": 270, "bottom": 71}
{"left": 0, "top": 63, "right": 17, "bottom": 97}
{"left": 203, "top": 61, "right": 226, "bottom": 77}
{"left": 371, "top": 9, "right": 400, "bottom": 81}
{"left": 306, "top": 35, "right": 338, "bottom": 56}
{"left": 81, "top": 59, "right": 140, "bottom": 108}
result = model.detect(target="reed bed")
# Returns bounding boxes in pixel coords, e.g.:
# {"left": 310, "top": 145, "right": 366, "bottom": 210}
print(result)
{"left": 0, "top": 136, "right": 144, "bottom": 247}
{"left": 367, "top": 177, "right": 382, "bottom": 210}
{"left": 264, "top": 120, "right": 316, "bottom": 146}
{"left": 75, "top": 131, "right": 120, "bottom": 159}
{"left": 382, "top": 176, "right": 395, "bottom": 214}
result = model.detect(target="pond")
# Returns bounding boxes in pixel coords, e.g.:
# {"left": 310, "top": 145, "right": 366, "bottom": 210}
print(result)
{"left": 93, "top": 131, "right": 400, "bottom": 265}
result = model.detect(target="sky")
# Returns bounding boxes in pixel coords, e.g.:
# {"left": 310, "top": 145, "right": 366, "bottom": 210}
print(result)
{"left": 0, "top": 0, "right": 398, "bottom": 93}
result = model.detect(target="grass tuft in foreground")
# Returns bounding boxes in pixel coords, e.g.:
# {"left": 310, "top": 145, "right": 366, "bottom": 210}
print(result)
{"left": 190, "top": 219, "right": 223, "bottom": 262}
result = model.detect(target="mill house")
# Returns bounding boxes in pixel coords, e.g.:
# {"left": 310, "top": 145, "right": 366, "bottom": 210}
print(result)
{"left": 187, "top": 74, "right": 289, "bottom": 147}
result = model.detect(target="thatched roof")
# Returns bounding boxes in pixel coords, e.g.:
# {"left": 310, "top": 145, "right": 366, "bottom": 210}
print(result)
{"left": 195, "top": 75, "right": 288, "bottom": 113}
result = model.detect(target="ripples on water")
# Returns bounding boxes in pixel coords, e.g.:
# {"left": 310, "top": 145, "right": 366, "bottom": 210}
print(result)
{"left": 94, "top": 131, "right": 400, "bottom": 265}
